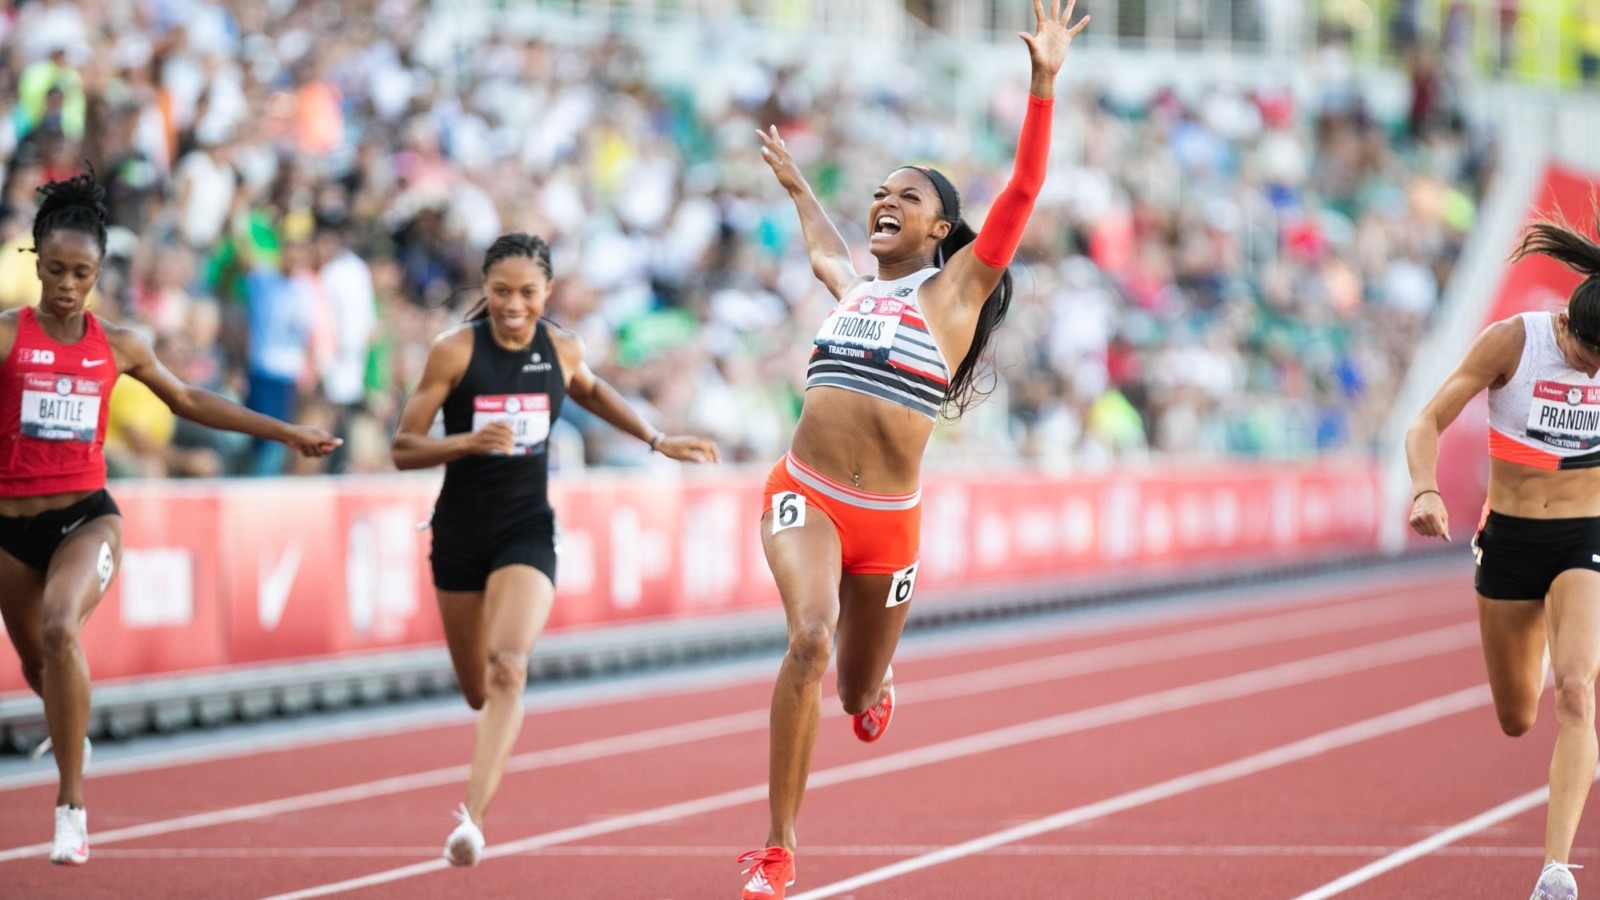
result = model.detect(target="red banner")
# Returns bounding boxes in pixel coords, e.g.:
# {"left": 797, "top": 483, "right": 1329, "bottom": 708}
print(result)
{"left": 0, "top": 462, "right": 1381, "bottom": 694}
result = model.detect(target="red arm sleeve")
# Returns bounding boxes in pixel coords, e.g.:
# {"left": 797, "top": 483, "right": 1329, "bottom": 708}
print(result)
{"left": 972, "top": 94, "right": 1053, "bottom": 269}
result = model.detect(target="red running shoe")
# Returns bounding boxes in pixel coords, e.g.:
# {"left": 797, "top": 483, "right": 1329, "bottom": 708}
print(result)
{"left": 852, "top": 680, "right": 895, "bottom": 743}
{"left": 738, "top": 846, "right": 795, "bottom": 899}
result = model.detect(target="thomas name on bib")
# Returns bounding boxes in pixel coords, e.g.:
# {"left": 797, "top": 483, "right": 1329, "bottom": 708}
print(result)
{"left": 818, "top": 296, "right": 906, "bottom": 362}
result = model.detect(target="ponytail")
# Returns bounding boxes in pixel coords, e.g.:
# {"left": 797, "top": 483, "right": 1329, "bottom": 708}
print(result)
{"left": 902, "top": 166, "right": 1013, "bottom": 418}
{"left": 1513, "top": 211, "right": 1600, "bottom": 346}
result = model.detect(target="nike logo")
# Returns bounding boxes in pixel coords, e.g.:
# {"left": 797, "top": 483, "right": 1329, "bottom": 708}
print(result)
{"left": 258, "top": 541, "right": 304, "bottom": 630}
{"left": 60, "top": 515, "right": 87, "bottom": 535}
{"left": 81, "top": 358, "right": 105, "bottom": 367}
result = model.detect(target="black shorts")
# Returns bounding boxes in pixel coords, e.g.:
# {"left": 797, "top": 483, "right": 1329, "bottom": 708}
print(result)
{"left": 429, "top": 501, "right": 557, "bottom": 592}
{"left": 1473, "top": 510, "right": 1600, "bottom": 600}
{"left": 0, "top": 490, "right": 121, "bottom": 572}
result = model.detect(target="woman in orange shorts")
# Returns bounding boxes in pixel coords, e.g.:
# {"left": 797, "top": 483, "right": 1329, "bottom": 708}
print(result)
{"left": 735, "top": 2, "right": 1090, "bottom": 896}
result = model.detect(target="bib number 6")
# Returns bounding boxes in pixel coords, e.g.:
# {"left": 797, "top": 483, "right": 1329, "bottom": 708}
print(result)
{"left": 886, "top": 562, "right": 918, "bottom": 608}
{"left": 772, "top": 492, "right": 806, "bottom": 534}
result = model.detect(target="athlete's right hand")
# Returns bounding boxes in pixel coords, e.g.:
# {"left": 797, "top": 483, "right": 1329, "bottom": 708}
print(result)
{"left": 1408, "top": 490, "right": 1451, "bottom": 541}
{"left": 756, "top": 126, "right": 808, "bottom": 195}
{"left": 465, "top": 421, "right": 516, "bottom": 456}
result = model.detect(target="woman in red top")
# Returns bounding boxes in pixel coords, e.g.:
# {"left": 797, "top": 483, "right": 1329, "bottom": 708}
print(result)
{"left": 0, "top": 171, "right": 338, "bottom": 866}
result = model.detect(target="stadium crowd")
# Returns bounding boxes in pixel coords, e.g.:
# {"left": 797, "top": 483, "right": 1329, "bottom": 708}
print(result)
{"left": 0, "top": 0, "right": 1493, "bottom": 475}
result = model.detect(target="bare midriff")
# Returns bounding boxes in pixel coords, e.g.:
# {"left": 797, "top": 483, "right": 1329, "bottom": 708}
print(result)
{"left": 1488, "top": 458, "right": 1600, "bottom": 518}
{"left": 789, "top": 387, "right": 933, "bottom": 495}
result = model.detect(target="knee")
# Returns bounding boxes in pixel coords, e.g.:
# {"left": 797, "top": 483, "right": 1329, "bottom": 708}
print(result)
{"left": 1553, "top": 671, "right": 1596, "bottom": 725}
{"left": 484, "top": 649, "right": 529, "bottom": 697}
{"left": 784, "top": 623, "right": 834, "bottom": 681}
{"left": 40, "top": 615, "right": 80, "bottom": 659}
{"left": 460, "top": 685, "right": 486, "bottom": 711}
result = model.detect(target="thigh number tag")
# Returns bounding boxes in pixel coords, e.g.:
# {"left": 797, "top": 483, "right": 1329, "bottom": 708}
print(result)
{"left": 886, "top": 562, "right": 918, "bottom": 608}
{"left": 772, "top": 492, "right": 806, "bottom": 534}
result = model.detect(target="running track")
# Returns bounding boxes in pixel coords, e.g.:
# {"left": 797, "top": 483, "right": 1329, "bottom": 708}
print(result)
{"left": 1, "top": 561, "right": 1591, "bottom": 899}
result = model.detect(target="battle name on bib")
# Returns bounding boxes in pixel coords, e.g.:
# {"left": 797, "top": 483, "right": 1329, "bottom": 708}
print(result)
{"left": 20, "top": 373, "right": 101, "bottom": 442}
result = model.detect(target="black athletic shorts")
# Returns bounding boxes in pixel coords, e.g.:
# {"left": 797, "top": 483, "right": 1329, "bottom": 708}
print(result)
{"left": 429, "top": 500, "right": 557, "bottom": 592}
{"left": 1473, "top": 510, "right": 1600, "bottom": 600}
{"left": 0, "top": 490, "right": 121, "bottom": 572}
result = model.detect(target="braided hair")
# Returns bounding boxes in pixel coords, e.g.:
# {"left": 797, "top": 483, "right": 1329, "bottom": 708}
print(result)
{"left": 32, "top": 169, "right": 108, "bottom": 259}
{"left": 464, "top": 233, "right": 554, "bottom": 322}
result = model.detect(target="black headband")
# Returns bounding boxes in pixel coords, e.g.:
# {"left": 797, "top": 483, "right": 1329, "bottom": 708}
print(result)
{"left": 907, "top": 166, "right": 961, "bottom": 221}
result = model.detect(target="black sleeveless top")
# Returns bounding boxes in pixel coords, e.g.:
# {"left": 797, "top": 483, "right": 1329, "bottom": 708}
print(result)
{"left": 438, "top": 319, "right": 566, "bottom": 511}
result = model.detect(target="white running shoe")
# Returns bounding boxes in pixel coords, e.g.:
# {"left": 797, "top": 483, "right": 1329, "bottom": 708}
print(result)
{"left": 30, "top": 736, "right": 92, "bottom": 771}
{"left": 49, "top": 805, "right": 88, "bottom": 866}
{"left": 442, "top": 803, "right": 484, "bottom": 867}
{"left": 1531, "top": 861, "right": 1580, "bottom": 900}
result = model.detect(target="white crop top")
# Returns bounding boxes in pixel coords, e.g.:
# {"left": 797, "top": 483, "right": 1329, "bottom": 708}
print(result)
{"left": 1488, "top": 311, "right": 1600, "bottom": 470}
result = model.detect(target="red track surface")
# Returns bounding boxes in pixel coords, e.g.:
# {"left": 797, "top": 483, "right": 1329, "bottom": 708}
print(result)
{"left": 1, "top": 564, "right": 1591, "bottom": 899}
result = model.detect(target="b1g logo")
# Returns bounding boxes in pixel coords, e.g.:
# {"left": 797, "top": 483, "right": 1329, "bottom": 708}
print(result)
{"left": 18, "top": 348, "right": 54, "bottom": 365}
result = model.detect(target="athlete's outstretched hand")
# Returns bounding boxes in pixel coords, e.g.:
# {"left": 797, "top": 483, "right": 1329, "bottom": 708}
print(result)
{"left": 1408, "top": 490, "right": 1452, "bottom": 542}
{"left": 656, "top": 435, "right": 721, "bottom": 464}
{"left": 1021, "top": 0, "right": 1090, "bottom": 78}
{"left": 285, "top": 425, "right": 343, "bottom": 458}
{"left": 756, "top": 126, "right": 809, "bottom": 197}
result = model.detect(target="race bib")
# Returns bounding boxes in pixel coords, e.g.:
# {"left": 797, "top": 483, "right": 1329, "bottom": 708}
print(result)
{"left": 1526, "top": 380, "right": 1600, "bottom": 451}
{"left": 473, "top": 393, "right": 551, "bottom": 455}
{"left": 815, "top": 296, "right": 906, "bottom": 364}
{"left": 20, "top": 373, "right": 101, "bottom": 442}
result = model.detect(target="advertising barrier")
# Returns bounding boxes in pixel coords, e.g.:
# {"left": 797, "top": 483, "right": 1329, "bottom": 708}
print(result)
{"left": 0, "top": 462, "right": 1382, "bottom": 693}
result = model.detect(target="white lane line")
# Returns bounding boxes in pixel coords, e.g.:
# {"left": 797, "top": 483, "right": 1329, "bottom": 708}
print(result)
{"left": 789, "top": 686, "right": 1490, "bottom": 899}
{"left": 0, "top": 572, "right": 1452, "bottom": 791}
{"left": 0, "top": 591, "right": 1455, "bottom": 862}
{"left": 257, "top": 624, "right": 1482, "bottom": 899}
{"left": 78, "top": 843, "right": 1586, "bottom": 860}
{"left": 1288, "top": 781, "right": 1590, "bottom": 899}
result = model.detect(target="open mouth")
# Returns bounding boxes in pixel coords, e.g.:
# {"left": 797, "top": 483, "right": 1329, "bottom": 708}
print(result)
{"left": 872, "top": 215, "right": 902, "bottom": 238}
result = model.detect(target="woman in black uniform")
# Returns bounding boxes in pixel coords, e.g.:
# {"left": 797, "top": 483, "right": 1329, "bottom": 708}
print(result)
{"left": 392, "top": 233, "right": 720, "bottom": 866}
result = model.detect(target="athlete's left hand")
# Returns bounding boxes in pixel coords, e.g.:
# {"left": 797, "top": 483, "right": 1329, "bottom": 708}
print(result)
{"left": 1021, "top": 0, "right": 1090, "bottom": 76}
{"left": 656, "top": 435, "right": 721, "bottom": 464}
{"left": 285, "top": 425, "right": 343, "bottom": 458}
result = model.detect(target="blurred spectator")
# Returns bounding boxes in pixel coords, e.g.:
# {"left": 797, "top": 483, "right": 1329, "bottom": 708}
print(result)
{"left": 0, "top": 1, "right": 1494, "bottom": 477}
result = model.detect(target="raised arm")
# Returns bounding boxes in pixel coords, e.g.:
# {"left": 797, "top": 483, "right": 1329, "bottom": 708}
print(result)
{"left": 552, "top": 327, "right": 720, "bottom": 464}
{"left": 1406, "top": 317, "right": 1525, "bottom": 539}
{"left": 391, "top": 328, "right": 513, "bottom": 469}
{"left": 934, "top": 0, "right": 1088, "bottom": 308}
{"left": 756, "top": 126, "right": 864, "bottom": 300}
{"left": 110, "top": 326, "right": 339, "bottom": 457}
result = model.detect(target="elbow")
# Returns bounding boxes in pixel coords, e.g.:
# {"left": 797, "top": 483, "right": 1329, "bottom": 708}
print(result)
{"left": 390, "top": 446, "right": 418, "bottom": 471}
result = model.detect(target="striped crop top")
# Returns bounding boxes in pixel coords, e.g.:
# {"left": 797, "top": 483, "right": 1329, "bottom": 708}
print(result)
{"left": 1488, "top": 311, "right": 1600, "bottom": 470}
{"left": 805, "top": 269, "right": 952, "bottom": 420}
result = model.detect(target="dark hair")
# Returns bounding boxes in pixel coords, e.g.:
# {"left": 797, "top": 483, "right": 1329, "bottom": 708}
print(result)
{"left": 32, "top": 168, "right": 108, "bottom": 259}
{"left": 901, "top": 166, "right": 1013, "bottom": 418}
{"left": 1511, "top": 211, "right": 1600, "bottom": 347}
{"left": 464, "top": 232, "right": 554, "bottom": 322}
